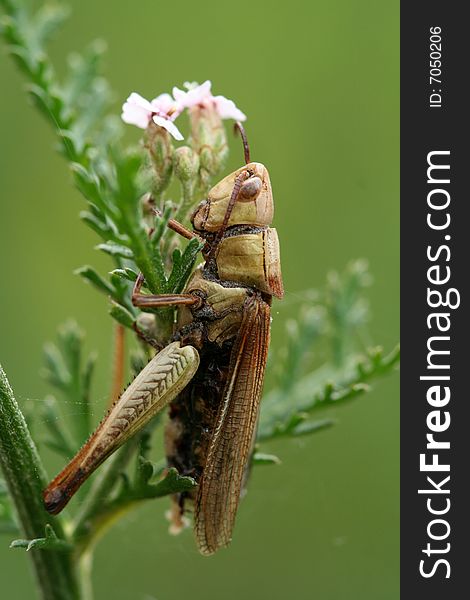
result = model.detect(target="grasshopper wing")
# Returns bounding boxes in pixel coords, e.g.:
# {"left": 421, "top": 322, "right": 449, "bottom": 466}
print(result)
{"left": 195, "top": 294, "right": 271, "bottom": 555}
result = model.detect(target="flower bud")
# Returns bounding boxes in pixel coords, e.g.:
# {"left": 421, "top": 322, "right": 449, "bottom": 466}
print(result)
{"left": 145, "top": 122, "right": 174, "bottom": 196}
{"left": 173, "top": 146, "right": 199, "bottom": 184}
{"left": 189, "top": 106, "right": 228, "bottom": 177}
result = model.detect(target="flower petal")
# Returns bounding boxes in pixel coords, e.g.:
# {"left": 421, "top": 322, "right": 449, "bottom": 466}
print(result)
{"left": 151, "top": 93, "right": 175, "bottom": 113}
{"left": 172, "top": 86, "right": 187, "bottom": 105}
{"left": 190, "top": 80, "right": 212, "bottom": 105}
{"left": 213, "top": 95, "right": 247, "bottom": 121}
{"left": 126, "top": 92, "right": 154, "bottom": 112}
{"left": 173, "top": 80, "right": 212, "bottom": 108}
{"left": 121, "top": 93, "right": 154, "bottom": 129}
{"left": 152, "top": 115, "right": 184, "bottom": 140}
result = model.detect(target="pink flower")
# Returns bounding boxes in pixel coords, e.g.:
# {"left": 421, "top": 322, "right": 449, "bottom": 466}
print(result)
{"left": 172, "top": 81, "right": 246, "bottom": 121}
{"left": 121, "top": 93, "right": 154, "bottom": 129}
{"left": 212, "top": 95, "right": 246, "bottom": 121}
{"left": 121, "top": 92, "right": 184, "bottom": 140}
{"left": 172, "top": 80, "right": 212, "bottom": 109}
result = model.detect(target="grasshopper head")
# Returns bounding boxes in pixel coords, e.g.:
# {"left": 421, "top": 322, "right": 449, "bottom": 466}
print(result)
{"left": 191, "top": 162, "right": 273, "bottom": 232}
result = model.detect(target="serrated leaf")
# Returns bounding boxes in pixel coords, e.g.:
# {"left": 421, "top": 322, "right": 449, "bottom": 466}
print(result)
{"left": 259, "top": 345, "right": 399, "bottom": 442}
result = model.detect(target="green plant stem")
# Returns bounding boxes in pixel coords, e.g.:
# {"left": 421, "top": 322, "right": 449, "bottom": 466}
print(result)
{"left": 78, "top": 551, "right": 94, "bottom": 600}
{"left": 0, "top": 363, "right": 81, "bottom": 600}
{"left": 72, "top": 438, "right": 139, "bottom": 556}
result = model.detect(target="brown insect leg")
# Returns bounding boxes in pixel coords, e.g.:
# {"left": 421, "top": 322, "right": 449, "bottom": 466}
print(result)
{"left": 152, "top": 208, "right": 204, "bottom": 243}
{"left": 132, "top": 273, "right": 201, "bottom": 309}
{"left": 108, "top": 323, "right": 125, "bottom": 408}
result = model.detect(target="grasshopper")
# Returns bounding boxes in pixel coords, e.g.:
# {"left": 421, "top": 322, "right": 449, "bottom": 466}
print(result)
{"left": 43, "top": 125, "right": 283, "bottom": 555}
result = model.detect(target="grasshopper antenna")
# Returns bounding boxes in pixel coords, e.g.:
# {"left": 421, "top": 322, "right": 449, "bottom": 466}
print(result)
{"left": 208, "top": 123, "right": 252, "bottom": 261}
{"left": 234, "top": 122, "right": 250, "bottom": 164}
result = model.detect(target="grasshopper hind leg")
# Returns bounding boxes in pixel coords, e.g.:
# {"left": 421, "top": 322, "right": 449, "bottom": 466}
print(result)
{"left": 43, "top": 341, "right": 200, "bottom": 514}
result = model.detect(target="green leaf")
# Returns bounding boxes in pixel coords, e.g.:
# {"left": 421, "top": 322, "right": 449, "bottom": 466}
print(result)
{"left": 289, "top": 418, "right": 335, "bottom": 437}
{"left": 33, "top": 5, "right": 70, "bottom": 47}
{"left": 167, "top": 237, "right": 204, "bottom": 294}
{"left": 150, "top": 202, "right": 172, "bottom": 246}
{"left": 96, "top": 241, "right": 134, "bottom": 259}
{"left": 138, "top": 467, "right": 196, "bottom": 499}
{"left": 10, "top": 524, "right": 71, "bottom": 552}
{"left": 326, "top": 259, "right": 372, "bottom": 366}
{"left": 63, "top": 40, "right": 107, "bottom": 105}
{"left": 43, "top": 342, "right": 70, "bottom": 390}
{"left": 252, "top": 452, "right": 281, "bottom": 466}
{"left": 135, "top": 456, "right": 158, "bottom": 490}
{"left": 258, "top": 346, "right": 399, "bottom": 442}
{"left": 72, "top": 163, "right": 103, "bottom": 206}
{"left": 109, "top": 301, "right": 135, "bottom": 329}
{"left": 42, "top": 321, "right": 96, "bottom": 446}
{"left": 39, "top": 396, "right": 76, "bottom": 459}
{"left": 75, "top": 265, "right": 115, "bottom": 296}
{"left": 79, "top": 210, "right": 107, "bottom": 237}
{"left": 275, "top": 306, "right": 325, "bottom": 394}
{"left": 110, "top": 268, "right": 138, "bottom": 283}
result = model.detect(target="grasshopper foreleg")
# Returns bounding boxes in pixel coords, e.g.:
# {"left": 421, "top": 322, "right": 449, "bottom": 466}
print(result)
{"left": 132, "top": 273, "right": 202, "bottom": 309}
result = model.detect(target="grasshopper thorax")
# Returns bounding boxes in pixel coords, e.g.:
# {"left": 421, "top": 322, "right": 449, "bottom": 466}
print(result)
{"left": 191, "top": 162, "right": 273, "bottom": 232}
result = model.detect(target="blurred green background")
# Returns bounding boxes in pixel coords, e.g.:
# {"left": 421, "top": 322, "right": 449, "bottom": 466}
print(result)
{"left": 0, "top": 1, "right": 399, "bottom": 598}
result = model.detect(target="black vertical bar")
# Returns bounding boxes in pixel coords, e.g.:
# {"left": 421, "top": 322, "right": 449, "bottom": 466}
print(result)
{"left": 401, "top": 3, "right": 468, "bottom": 598}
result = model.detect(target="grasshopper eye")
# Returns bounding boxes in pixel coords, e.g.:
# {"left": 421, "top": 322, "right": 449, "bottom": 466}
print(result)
{"left": 239, "top": 176, "right": 262, "bottom": 201}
